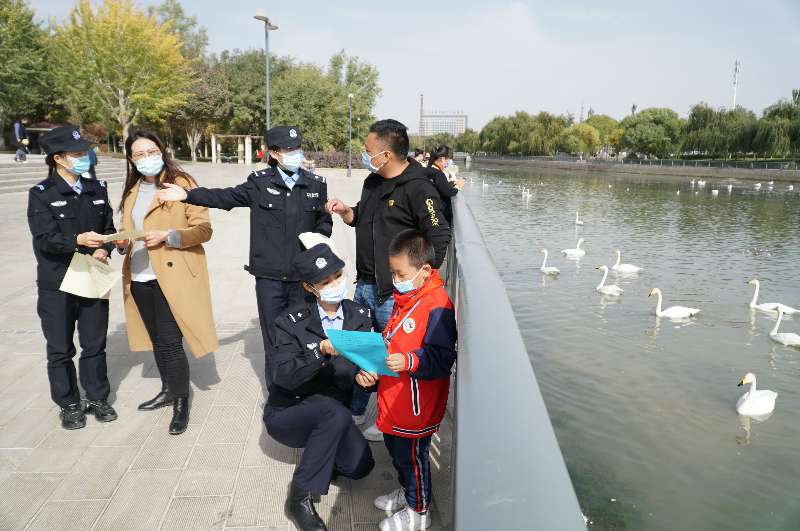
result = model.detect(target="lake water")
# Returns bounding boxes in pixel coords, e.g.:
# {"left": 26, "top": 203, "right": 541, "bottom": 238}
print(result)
{"left": 462, "top": 164, "right": 800, "bottom": 531}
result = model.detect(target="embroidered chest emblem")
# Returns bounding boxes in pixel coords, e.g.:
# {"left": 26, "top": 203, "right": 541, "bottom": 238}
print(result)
{"left": 403, "top": 318, "right": 416, "bottom": 334}
{"left": 306, "top": 192, "right": 319, "bottom": 198}
{"left": 93, "top": 199, "right": 105, "bottom": 205}
{"left": 266, "top": 187, "right": 280, "bottom": 195}
{"left": 50, "top": 200, "right": 67, "bottom": 207}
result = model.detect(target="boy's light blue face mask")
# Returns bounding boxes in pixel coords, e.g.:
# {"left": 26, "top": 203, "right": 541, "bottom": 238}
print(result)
{"left": 393, "top": 267, "right": 423, "bottom": 294}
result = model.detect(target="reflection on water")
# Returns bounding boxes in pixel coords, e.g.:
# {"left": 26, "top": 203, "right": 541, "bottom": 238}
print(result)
{"left": 464, "top": 166, "right": 800, "bottom": 531}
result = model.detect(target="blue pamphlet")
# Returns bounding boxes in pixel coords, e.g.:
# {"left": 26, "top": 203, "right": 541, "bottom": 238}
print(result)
{"left": 325, "top": 329, "right": 398, "bottom": 378}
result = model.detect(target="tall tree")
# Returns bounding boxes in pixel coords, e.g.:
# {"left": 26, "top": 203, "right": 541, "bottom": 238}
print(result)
{"left": 148, "top": 0, "right": 207, "bottom": 62}
{"left": 0, "top": 0, "right": 48, "bottom": 149}
{"left": 50, "top": 0, "right": 191, "bottom": 148}
{"left": 618, "top": 108, "right": 682, "bottom": 158}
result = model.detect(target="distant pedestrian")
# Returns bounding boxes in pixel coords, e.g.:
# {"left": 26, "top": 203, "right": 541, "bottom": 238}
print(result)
{"left": 12, "top": 117, "right": 30, "bottom": 163}
{"left": 426, "top": 145, "right": 464, "bottom": 225}
{"left": 413, "top": 148, "right": 425, "bottom": 164}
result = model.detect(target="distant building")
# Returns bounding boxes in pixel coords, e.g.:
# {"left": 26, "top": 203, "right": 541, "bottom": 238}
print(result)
{"left": 418, "top": 94, "right": 468, "bottom": 137}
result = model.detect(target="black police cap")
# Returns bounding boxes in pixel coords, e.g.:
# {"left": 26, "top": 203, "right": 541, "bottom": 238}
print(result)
{"left": 293, "top": 244, "right": 345, "bottom": 285}
{"left": 40, "top": 125, "right": 92, "bottom": 154}
{"left": 265, "top": 125, "right": 302, "bottom": 150}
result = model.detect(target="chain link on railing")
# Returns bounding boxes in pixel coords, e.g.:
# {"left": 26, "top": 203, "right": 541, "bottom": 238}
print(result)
{"left": 472, "top": 154, "right": 800, "bottom": 172}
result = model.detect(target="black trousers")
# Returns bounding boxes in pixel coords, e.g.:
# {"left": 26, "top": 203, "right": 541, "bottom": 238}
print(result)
{"left": 255, "top": 278, "right": 305, "bottom": 387}
{"left": 264, "top": 395, "right": 374, "bottom": 495}
{"left": 130, "top": 280, "right": 190, "bottom": 397}
{"left": 37, "top": 288, "right": 110, "bottom": 408}
{"left": 384, "top": 433, "right": 433, "bottom": 514}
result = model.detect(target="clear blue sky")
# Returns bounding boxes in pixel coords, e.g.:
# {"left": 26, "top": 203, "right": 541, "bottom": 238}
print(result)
{"left": 32, "top": 0, "right": 800, "bottom": 132}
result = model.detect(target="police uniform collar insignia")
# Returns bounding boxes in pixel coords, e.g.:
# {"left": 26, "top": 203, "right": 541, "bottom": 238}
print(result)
{"left": 359, "top": 308, "right": 364, "bottom": 314}
{"left": 315, "top": 257, "right": 327, "bottom": 269}
{"left": 36, "top": 184, "right": 45, "bottom": 191}
{"left": 99, "top": 180, "right": 106, "bottom": 188}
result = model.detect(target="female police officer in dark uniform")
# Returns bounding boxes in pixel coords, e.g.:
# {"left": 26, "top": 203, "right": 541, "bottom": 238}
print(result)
{"left": 156, "top": 126, "right": 332, "bottom": 387}
{"left": 266, "top": 244, "right": 374, "bottom": 531}
{"left": 27, "top": 125, "right": 118, "bottom": 430}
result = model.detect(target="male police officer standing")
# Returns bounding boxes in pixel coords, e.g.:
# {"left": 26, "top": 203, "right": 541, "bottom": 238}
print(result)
{"left": 28, "top": 125, "right": 118, "bottom": 430}
{"left": 157, "top": 126, "right": 332, "bottom": 385}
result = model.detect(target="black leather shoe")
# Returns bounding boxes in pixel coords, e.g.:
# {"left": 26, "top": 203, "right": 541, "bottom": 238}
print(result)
{"left": 138, "top": 386, "right": 174, "bottom": 411}
{"left": 286, "top": 482, "right": 327, "bottom": 531}
{"left": 168, "top": 397, "right": 189, "bottom": 435}
{"left": 60, "top": 403, "right": 86, "bottom": 430}
{"left": 84, "top": 400, "right": 118, "bottom": 422}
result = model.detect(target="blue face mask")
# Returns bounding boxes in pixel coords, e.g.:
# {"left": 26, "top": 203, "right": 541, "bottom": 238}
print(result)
{"left": 361, "top": 150, "right": 387, "bottom": 173}
{"left": 317, "top": 277, "right": 347, "bottom": 304}
{"left": 134, "top": 155, "right": 165, "bottom": 177}
{"left": 393, "top": 268, "right": 423, "bottom": 294}
{"left": 279, "top": 149, "right": 304, "bottom": 172}
{"left": 66, "top": 155, "right": 91, "bottom": 176}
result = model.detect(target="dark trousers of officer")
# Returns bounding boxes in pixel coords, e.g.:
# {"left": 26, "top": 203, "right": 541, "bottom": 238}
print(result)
{"left": 384, "top": 433, "right": 433, "bottom": 514}
{"left": 255, "top": 278, "right": 306, "bottom": 386}
{"left": 264, "top": 395, "right": 375, "bottom": 495}
{"left": 36, "top": 289, "right": 110, "bottom": 408}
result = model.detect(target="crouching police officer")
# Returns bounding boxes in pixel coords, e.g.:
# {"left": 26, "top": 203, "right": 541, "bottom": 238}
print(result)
{"left": 265, "top": 244, "right": 375, "bottom": 531}
{"left": 28, "top": 125, "right": 118, "bottom": 430}
{"left": 156, "top": 126, "right": 332, "bottom": 386}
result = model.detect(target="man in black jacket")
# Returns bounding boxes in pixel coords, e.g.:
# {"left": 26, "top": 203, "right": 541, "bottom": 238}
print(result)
{"left": 325, "top": 119, "right": 451, "bottom": 440}
{"left": 158, "top": 126, "right": 332, "bottom": 386}
{"left": 265, "top": 244, "right": 375, "bottom": 531}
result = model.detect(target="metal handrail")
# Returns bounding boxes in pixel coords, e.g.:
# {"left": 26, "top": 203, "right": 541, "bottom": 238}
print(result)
{"left": 446, "top": 195, "right": 586, "bottom": 530}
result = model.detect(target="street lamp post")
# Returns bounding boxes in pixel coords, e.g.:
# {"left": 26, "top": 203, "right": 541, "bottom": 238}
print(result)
{"left": 254, "top": 9, "right": 278, "bottom": 132}
{"left": 348, "top": 93, "right": 354, "bottom": 177}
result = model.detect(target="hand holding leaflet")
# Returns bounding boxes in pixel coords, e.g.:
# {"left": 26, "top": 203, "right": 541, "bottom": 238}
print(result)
{"left": 325, "top": 329, "right": 398, "bottom": 378}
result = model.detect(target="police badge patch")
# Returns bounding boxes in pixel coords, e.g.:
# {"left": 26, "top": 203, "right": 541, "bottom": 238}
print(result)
{"left": 72, "top": 130, "right": 81, "bottom": 140}
{"left": 315, "top": 258, "right": 327, "bottom": 269}
{"left": 289, "top": 129, "right": 298, "bottom": 138}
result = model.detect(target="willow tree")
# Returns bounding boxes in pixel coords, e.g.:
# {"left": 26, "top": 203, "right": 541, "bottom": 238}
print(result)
{"left": 50, "top": 0, "right": 190, "bottom": 150}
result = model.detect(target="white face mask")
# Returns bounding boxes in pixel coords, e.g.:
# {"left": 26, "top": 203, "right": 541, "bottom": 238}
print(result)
{"left": 317, "top": 277, "right": 347, "bottom": 304}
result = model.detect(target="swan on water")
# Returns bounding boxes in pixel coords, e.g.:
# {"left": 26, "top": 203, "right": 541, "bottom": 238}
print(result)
{"left": 736, "top": 373, "right": 778, "bottom": 416}
{"left": 575, "top": 212, "right": 584, "bottom": 226}
{"left": 676, "top": 190, "right": 680, "bottom": 196}
{"left": 747, "top": 279, "right": 798, "bottom": 314}
{"left": 595, "top": 266, "right": 623, "bottom": 296}
{"left": 788, "top": 185, "right": 794, "bottom": 191}
{"left": 727, "top": 184, "right": 733, "bottom": 192}
{"left": 612, "top": 250, "right": 642, "bottom": 273}
{"left": 648, "top": 288, "right": 700, "bottom": 318}
{"left": 770, "top": 309, "right": 800, "bottom": 347}
{"left": 711, "top": 189, "right": 719, "bottom": 196}
{"left": 562, "top": 238, "right": 586, "bottom": 258}
{"left": 754, "top": 182, "right": 762, "bottom": 190}
{"left": 697, "top": 180, "right": 706, "bottom": 187}
{"left": 482, "top": 180, "right": 488, "bottom": 188}
{"left": 540, "top": 250, "right": 560, "bottom": 276}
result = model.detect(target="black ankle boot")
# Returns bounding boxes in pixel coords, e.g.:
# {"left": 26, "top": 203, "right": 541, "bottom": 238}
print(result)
{"left": 168, "top": 397, "right": 189, "bottom": 435}
{"left": 286, "top": 482, "right": 326, "bottom": 531}
{"left": 138, "top": 385, "right": 174, "bottom": 411}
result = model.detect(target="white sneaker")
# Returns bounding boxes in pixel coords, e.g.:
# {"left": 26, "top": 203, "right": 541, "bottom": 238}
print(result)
{"left": 363, "top": 422, "right": 383, "bottom": 442}
{"left": 378, "top": 507, "right": 431, "bottom": 531}
{"left": 352, "top": 414, "right": 366, "bottom": 425}
{"left": 374, "top": 488, "right": 408, "bottom": 512}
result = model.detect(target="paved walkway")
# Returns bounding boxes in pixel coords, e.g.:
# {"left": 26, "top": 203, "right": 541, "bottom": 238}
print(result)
{"left": 0, "top": 164, "right": 443, "bottom": 530}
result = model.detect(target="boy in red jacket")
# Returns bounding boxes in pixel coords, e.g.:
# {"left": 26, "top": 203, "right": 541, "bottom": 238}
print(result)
{"left": 356, "top": 230, "right": 457, "bottom": 530}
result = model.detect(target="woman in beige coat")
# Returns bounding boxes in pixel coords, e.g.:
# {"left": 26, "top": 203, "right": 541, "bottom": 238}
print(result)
{"left": 116, "top": 130, "right": 217, "bottom": 435}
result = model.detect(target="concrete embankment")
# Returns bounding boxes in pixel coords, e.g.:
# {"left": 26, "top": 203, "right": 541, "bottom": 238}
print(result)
{"left": 472, "top": 157, "right": 800, "bottom": 182}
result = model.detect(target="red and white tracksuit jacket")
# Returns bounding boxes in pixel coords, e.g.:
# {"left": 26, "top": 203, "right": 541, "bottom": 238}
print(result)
{"left": 377, "top": 271, "right": 457, "bottom": 438}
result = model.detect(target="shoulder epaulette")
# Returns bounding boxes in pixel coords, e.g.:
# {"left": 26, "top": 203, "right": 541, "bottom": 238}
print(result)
{"left": 32, "top": 180, "right": 50, "bottom": 192}
{"left": 99, "top": 180, "right": 107, "bottom": 188}
{"left": 287, "top": 309, "right": 308, "bottom": 323}
{"left": 313, "top": 174, "right": 326, "bottom": 183}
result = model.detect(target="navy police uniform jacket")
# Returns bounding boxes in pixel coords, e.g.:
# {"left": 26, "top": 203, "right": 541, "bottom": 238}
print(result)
{"left": 184, "top": 166, "right": 332, "bottom": 281}
{"left": 348, "top": 159, "right": 451, "bottom": 300}
{"left": 27, "top": 176, "right": 116, "bottom": 289}
{"left": 268, "top": 299, "right": 373, "bottom": 408}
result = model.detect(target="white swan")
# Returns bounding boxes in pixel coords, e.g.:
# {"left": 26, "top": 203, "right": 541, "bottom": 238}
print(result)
{"left": 754, "top": 182, "right": 762, "bottom": 190}
{"left": 788, "top": 185, "right": 794, "bottom": 192}
{"left": 595, "top": 266, "right": 623, "bottom": 296}
{"left": 747, "top": 279, "right": 798, "bottom": 314}
{"left": 727, "top": 184, "right": 733, "bottom": 192}
{"left": 612, "top": 250, "right": 642, "bottom": 273}
{"left": 711, "top": 189, "right": 719, "bottom": 196}
{"left": 562, "top": 238, "right": 586, "bottom": 258}
{"left": 575, "top": 212, "right": 584, "bottom": 226}
{"left": 770, "top": 309, "right": 800, "bottom": 347}
{"left": 736, "top": 373, "right": 778, "bottom": 416}
{"left": 539, "top": 250, "right": 560, "bottom": 276}
{"left": 648, "top": 288, "right": 700, "bottom": 319}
